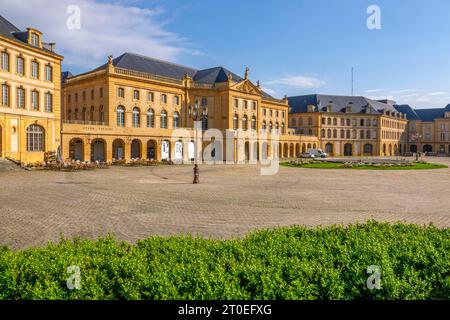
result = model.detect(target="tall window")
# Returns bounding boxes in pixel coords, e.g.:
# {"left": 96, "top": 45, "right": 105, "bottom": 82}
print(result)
{"left": 99, "top": 105, "right": 105, "bottom": 122}
{"left": 174, "top": 96, "right": 180, "bottom": 105}
{"left": 17, "top": 87, "right": 25, "bottom": 109}
{"left": 281, "top": 123, "right": 285, "bottom": 134}
{"left": 234, "top": 99, "right": 238, "bottom": 109}
{"left": 269, "top": 121, "right": 273, "bottom": 132}
{"left": 148, "top": 92, "right": 154, "bottom": 102}
{"left": 1, "top": 51, "right": 9, "bottom": 71}
{"left": 133, "top": 90, "right": 140, "bottom": 100}
{"left": 31, "top": 90, "right": 39, "bottom": 110}
{"left": 160, "top": 110, "right": 167, "bottom": 128}
{"left": 233, "top": 114, "right": 238, "bottom": 130}
{"left": 82, "top": 107, "right": 87, "bottom": 121}
{"left": 242, "top": 115, "right": 248, "bottom": 130}
{"left": 173, "top": 111, "right": 180, "bottom": 129}
{"left": 116, "top": 106, "right": 125, "bottom": 127}
{"left": 45, "top": 65, "right": 52, "bottom": 81}
{"left": 90, "top": 106, "right": 95, "bottom": 121}
{"left": 201, "top": 97, "right": 207, "bottom": 106}
{"left": 132, "top": 107, "right": 140, "bottom": 127}
{"left": 262, "top": 120, "right": 266, "bottom": 130}
{"left": 26, "top": 124, "right": 44, "bottom": 151}
{"left": 2, "top": 84, "right": 10, "bottom": 106}
{"left": 117, "top": 87, "right": 124, "bottom": 98}
{"left": 147, "top": 108, "right": 155, "bottom": 128}
{"left": 45, "top": 93, "right": 52, "bottom": 112}
{"left": 251, "top": 116, "right": 256, "bottom": 130}
{"left": 161, "top": 94, "right": 167, "bottom": 104}
{"left": 31, "top": 61, "right": 39, "bottom": 79}
{"left": 16, "top": 56, "right": 24, "bottom": 75}
{"left": 31, "top": 33, "right": 40, "bottom": 47}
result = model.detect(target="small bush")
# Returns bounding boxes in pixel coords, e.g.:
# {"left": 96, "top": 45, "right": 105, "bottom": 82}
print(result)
{"left": 0, "top": 222, "right": 448, "bottom": 300}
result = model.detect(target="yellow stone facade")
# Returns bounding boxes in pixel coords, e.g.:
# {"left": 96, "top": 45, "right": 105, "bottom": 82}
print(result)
{"left": 61, "top": 56, "right": 318, "bottom": 163}
{"left": 289, "top": 107, "right": 408, "bottom": 157}
{"left": 0, "top": 27, "right": 63, "bottom": 164}
{"left": 406, "top": 112, "right": 450, "bottom": 155}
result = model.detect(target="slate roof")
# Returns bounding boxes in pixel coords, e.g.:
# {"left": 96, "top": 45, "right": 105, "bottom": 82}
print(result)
{"left": 393, "top": 104, "right": 450, "bottom": 121}
{"left": 92, "top": 52, "right": 278, "bottom": 100}
{"left": 61, "top": 71, "right": 73, "bottom": 85}
{"left": 0, "top": 15, "right": 60, "bottom": 56}
{"left": 288, "top": 94, "right": 396, "bottom": 114}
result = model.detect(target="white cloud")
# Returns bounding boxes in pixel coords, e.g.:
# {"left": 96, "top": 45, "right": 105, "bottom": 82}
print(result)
{"left": 261, "top": 87, "right": 278, "bottom": 97}
{"left": 366, "top": 89, "right": 450, "bottom": 107}
{"left": 266, "top": 75, "right": 325, "bottom": 89}
{"left": 1, "top": 0, "right": 193, "bottom": 70}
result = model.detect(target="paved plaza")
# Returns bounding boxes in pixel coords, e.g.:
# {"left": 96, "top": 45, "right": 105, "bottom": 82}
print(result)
{"left": 1, "top": 157, "right": 450, "bottom": 249}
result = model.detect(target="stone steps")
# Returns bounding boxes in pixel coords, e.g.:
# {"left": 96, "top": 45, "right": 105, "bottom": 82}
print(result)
{"left": 0, "top": 158, "right": 22, "bottom": 172}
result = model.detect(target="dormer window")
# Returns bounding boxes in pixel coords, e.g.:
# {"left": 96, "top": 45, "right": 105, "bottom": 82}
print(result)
{"left": 31, "top": 33, "right": 40, "bottom": 47}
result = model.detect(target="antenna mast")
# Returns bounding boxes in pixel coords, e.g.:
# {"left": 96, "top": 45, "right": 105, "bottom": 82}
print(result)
{"left": 351, "top": 67, "right": 354, "bottom": 96}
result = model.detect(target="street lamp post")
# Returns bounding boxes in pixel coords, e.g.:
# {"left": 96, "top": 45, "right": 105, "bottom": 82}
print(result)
{"left": 411, "top": 132, "right": 422, "bottom": 161}
{"left": 188, "top": 100, "right": 207, "bottom": 184}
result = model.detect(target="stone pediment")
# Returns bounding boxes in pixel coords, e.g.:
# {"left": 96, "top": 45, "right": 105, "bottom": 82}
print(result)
{"left": 231, "top": 79, "right": 261, "bottom": 95}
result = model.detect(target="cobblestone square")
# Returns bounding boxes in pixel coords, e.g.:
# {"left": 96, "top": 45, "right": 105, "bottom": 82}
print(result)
{"left": 1, "top": 158, "right": 449, "bottom": 249}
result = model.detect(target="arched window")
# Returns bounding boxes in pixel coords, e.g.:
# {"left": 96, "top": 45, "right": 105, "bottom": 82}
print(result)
{"left": 233, "top": 113, "right": 238, "bottom": 130}
{"left": 333, "top": 129, "right": 337, "bottom": 138}
{"left": 333, "top": 118, "right": 337, "bottom": 125}
{"left": 160, "top": 110, "right": 167, "bottom": 128}
{"left": 26, "top": 124, "right": 44, "bottom": 151}
{"left": 132, "top": 107, "right": 140, "bottom": 127}
{"left": 281, "top": 122, "right": 285, "bottom": 134}
{"left": 242, "top": 115, "right": 248, "bottom": 130}
{"left": 251, "top": 116, "right": 256, "bottom": 130}
{"left": 116, "top": 106, "right": 125, "bottom": 127}
{"left": 147, "top": 108, "right": 155, "bottom": 128}
{"left": 173, "top": 111, "right": 180, "bottom": 129}
{"left": 275, "top": 122, "right": 279, "bottom": 132}
{"left": 262, "top": 120, "right": 266, "bottom": 130}
{"left": 269, "top": 121, "right": 273, "bottom": 132}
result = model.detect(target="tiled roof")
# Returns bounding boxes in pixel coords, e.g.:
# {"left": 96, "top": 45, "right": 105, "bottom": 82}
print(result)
{"left": 288, "top": 94, "right": 396, "bottom": 114}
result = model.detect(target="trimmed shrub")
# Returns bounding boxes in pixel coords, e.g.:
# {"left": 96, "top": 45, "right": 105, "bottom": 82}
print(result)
{"left": 0, "top": 222, "right": 449, "bottom": 300}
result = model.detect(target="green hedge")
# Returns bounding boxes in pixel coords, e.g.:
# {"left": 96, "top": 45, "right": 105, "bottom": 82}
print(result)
{"left": 0, "top": 222, "right": 449, "bottom": 300}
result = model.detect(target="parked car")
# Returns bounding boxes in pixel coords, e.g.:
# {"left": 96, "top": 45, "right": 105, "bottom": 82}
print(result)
{"left": 305, "top": 149, "right": 327, "bottom": 158}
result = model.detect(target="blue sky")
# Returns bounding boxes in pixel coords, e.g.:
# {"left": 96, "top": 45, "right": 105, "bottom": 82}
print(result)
{"left": 3, "top": 0, "right": 450, "bottom": 107}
